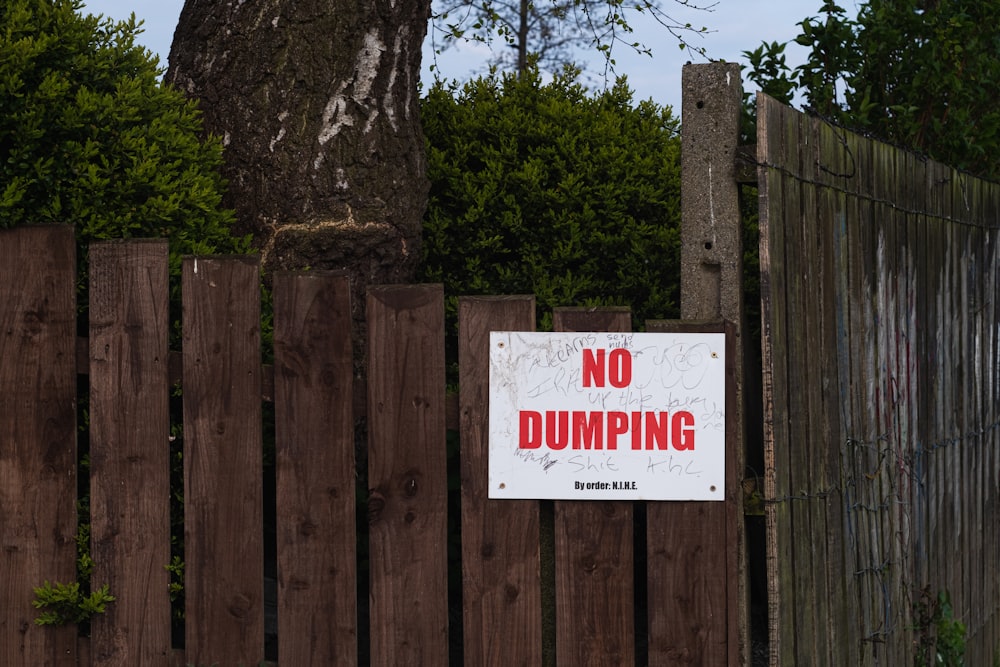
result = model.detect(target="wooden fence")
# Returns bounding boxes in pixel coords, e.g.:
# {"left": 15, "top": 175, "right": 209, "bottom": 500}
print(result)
{"left": 758, "top": 93, "right": 1000, "bottom": 665}
{"left": 0, "top": 224, "right": 741, "bottom": 666}
{"left": 14, "top": 65, "right": 1000, "bottom": 667}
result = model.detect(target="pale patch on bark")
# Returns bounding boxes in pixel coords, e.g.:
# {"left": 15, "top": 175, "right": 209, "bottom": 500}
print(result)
{"left": 317, "top": 28, "right": 386, "bottom": 144}
{"left": 384, "top": 28, "right": 405, "bottom": 132}
{"left": 270, "top": 111, "right": 290, "bottom": 152}
{"left": 318, "top": 82, "right": 351, "bottom": 146}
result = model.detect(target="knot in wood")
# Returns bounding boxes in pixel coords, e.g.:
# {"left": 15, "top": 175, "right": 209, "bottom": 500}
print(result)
{"left": 368, "top": 492, "right": 386, "bottom": 523}
{"left": 228, "top": 593, "right": 252, "bottom": 619}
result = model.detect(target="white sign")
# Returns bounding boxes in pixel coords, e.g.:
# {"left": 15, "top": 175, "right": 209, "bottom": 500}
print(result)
{"left": 489, "top": 331, "right": 726, "bottom": 500}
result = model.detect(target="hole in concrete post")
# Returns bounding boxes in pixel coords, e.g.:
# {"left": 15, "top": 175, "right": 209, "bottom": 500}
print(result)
{"left": 696, "top": 100, "right": 705, "bottom": 109}
{"left": 704, "top": 241, "right": 713, "bottom": 250}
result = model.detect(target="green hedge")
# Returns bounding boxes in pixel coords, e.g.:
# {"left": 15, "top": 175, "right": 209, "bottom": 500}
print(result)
{"left": 420, "top": 67, "right": 682, "bottom": 333}
{"left": 0, "top": 0, "right": 245, "bottom": 285}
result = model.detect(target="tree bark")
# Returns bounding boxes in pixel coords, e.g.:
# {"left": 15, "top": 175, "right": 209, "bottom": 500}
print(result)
{"left": 166, "top": 0, "right": 431, "bottom": 298}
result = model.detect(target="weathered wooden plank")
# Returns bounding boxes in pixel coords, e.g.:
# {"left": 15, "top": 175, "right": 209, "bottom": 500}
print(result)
{"left": 814, "top": 116, "right": 851, "bottom": 666}
{"left": 987, "top": 190, "right": 1000, "bottom": 662}
{"left": 841, "top": 122, "right": 874, "bottom": 665}
{"left": 795, "top": 111, "right": 831, "bottom": 666}
{"left": 366, "top": 284, "right": 449, "bottom": 665}
{"left": 756, "top": 92, "right": 1000, "bottom": 664}
{"left": 886, "top": 143, "right": 912, "bottom": 662}
{"left": 756, "top": 93, "right": 795, "bottom": 667}
{"left": 910, "top": 152, "right": 932, "bottom": 609}
{"left": 458, "top": 295, "right": 542, "bottom": 666}
{"left": 959, "top": 179, "right": 975, "bottom": 660}
{"left": 928, "top": 159, "right": 954, "bottom": 637}
{"left": 834, "top": 121, "right": 865, "bottom": 667}
{"left": 88, "top": 240, "right": 172, "bottom": 665}
{"left": 870, "top": 137, "right": 898, "bottom": 663}
{"left": 273, "top": 272, "right": 357, "bottom": 666}
{"left": 182, "top": 256, "right": 264, "bottom": 666}
{"left": 943, "top": 171, "right": 962, "bottom": 633}
{"left": 968, "top": 181, "right": 988, "bottom": 666}
{"left": 645, "top": 319, "right": 736, "bottom": 666}
{"left": 551, "top": 307, "right": 635, "bottom": 667}
{"left": 0, "top": 225, "right": 78, "bottom": 666}
{"left": 922, "top": 161, "right": 945, "bottom": 635}
{"left": 989, "top": 204, "right": 1000, "bottom": 661}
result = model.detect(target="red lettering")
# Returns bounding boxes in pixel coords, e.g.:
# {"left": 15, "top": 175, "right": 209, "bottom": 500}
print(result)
{"left": 673, "top": 411, "right": 696, "bottom": 450}
{"left": 573, "top": 411, "right": 603, "bottom": 450}
{"left": 520, "top": 410, "right": 696, "bottom": 451}
{"left": 519, "top": 411, "right": 542, "bottom": 448}
{"left": 606, "top": 411, "right": 628, "bottom": 450}
{"left": 582, "top": 348, "right": 632, "bottom": 388}
{"left": 644, "top": 411, "right": 670, "bottom": 450}
{"left": 545, "top": 410, "right": 569, "bottom": 450}
{"left": 607, "top": 348, "right": 632, "bottom": 388}
{"left": 582, "top": 349, "right": 604, "bottom": 387}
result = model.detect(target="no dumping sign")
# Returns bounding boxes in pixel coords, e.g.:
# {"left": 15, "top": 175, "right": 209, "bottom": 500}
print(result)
{"left": 488, "top": 331, "right": 726, "bottom": 501}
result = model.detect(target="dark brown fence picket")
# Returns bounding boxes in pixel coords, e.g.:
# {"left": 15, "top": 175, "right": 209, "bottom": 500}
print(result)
{"left": 0, "top": 225, "right": 78, "bottom": 666}
{"left": 366, "top": 284, "right": 449, "bottom": 665}
{"left": 458, "top": 295, "right": 542, "bottom": 666}
{"left": 551, "top": 307, "right": 635, "bottom": 667}
{"left": 88, "top": 240, "right": 172, "bottom": 665}
{"left": 273, "top": 271, "right": 358, "bottom": 666}
{"left": 644, "top": 319, "right": 737, "bottom": 666}
{"left": 181, "top": 256, "right": 264, "bottom": 666}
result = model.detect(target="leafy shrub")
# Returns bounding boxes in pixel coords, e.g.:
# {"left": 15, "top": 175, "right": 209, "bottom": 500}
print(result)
{"left": 420, "top": 66, "right": 682, "bottom": 333}
{"left": 33, "top": 581, "right": 114, "bottom": 627}
{"left": 744, "top": 0, "right": 1000, "bottom": 180}
{"left": 0, "top": 0, "right": 246, "bottom": 286}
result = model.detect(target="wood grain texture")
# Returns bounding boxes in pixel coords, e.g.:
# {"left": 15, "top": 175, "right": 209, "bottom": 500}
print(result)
{"left": 757, "top": 92, "right": 1000, "bottom": 664}
{"left": 273, "top": 272, "right": 358, "bottom": 666}
{"left": 88, "top": 240, "right": 172, "bottom": 666}
{"left": 552, "top": 307, "right": 635, "bottom": 667}
{"left": 182, "top": 256, "right": 264, "bottom": 667}
{"left": 458, "top": 296, "right": 542, "bottom": 666}
{"left": 0, "top": 225, "right": 78, "bottom": 666}
{"left": 645, "top": 320, "right": 734, "bottom": 667}
{"left": 366, "top": 284, "right": 449, "bottom": 665}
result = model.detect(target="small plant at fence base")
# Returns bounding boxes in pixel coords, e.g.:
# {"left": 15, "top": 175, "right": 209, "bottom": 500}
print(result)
{"left": 32, "top": 581, "right": 114, "bottom": 627}
{"left": 913, "top": 587, "right": 967, "bottom": 667}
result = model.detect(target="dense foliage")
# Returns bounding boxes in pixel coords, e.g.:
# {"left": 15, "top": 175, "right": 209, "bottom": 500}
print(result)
{"left": 420, "top": 67, "right": 682, "bottom": 332}
{"left": 0, "top": 0, "right": 245, "bottom": 276}
{"left": 744, "top": 0, "right": 1000, "bottom": 179}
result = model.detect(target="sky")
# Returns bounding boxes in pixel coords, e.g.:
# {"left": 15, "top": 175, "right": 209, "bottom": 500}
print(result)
{"left": 78, "top": 0, "right": 836, "bottom": 112}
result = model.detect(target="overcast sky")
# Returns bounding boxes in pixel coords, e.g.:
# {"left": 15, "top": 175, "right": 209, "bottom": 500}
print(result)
{"left": 79, "top": 1, "right": 843, "bottom": 111}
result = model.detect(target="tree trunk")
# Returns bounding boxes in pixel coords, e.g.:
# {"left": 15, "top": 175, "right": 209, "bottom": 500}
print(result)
{"left": 166, "top": 0, "right": 431, "bottom": 303}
